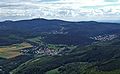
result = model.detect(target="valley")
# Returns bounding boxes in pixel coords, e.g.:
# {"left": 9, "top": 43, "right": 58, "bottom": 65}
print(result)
{"left": 0, "top": 19, "right": 120, "bottom": 74}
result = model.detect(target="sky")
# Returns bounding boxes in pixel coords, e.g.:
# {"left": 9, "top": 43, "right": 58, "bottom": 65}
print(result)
{"left": 0, "top": 0, "right": 120, "bottom": 21}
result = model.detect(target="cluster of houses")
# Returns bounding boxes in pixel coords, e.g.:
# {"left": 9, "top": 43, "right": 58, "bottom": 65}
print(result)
{"left": 90, "top": 34, "right": 118, "bottom": 41}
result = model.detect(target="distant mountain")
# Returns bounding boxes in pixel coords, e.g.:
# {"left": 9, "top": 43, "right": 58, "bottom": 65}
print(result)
{"left": 0, "top": 18, "right": 120, "bottom": 46}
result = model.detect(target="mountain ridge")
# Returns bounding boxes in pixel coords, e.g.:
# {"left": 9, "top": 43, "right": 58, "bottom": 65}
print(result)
{"left": 1, "top": 18, "right": 120, "bottom": 24}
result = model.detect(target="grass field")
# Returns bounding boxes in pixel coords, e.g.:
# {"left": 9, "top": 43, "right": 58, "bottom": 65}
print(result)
{"left": 0, "top": 42, "right": 32, "bottom": 59}
{"left": 46, "top": 68, "right": 59, "bottom": 74}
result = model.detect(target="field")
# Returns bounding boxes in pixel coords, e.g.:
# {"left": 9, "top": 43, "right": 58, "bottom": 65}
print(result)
{"left": 46, "top": 68, "right": 59, "bottom": 74}
{"left": 0, "top": 42, "right": 32, "bottom": 58}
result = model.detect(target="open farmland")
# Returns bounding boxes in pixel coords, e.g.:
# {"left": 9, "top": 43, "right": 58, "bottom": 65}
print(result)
{"left": 0, "top": 42, "right": 32, "bottom": 58}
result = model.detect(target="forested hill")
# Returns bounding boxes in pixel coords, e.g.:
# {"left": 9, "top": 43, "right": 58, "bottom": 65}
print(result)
{"left": 0, "top": 18, "right": 120, "bottom": 46}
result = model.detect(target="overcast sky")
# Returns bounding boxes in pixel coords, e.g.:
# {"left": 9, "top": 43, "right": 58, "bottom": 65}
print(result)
{"left": 0, "top": 0, "right": 120, "bottom": 21}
